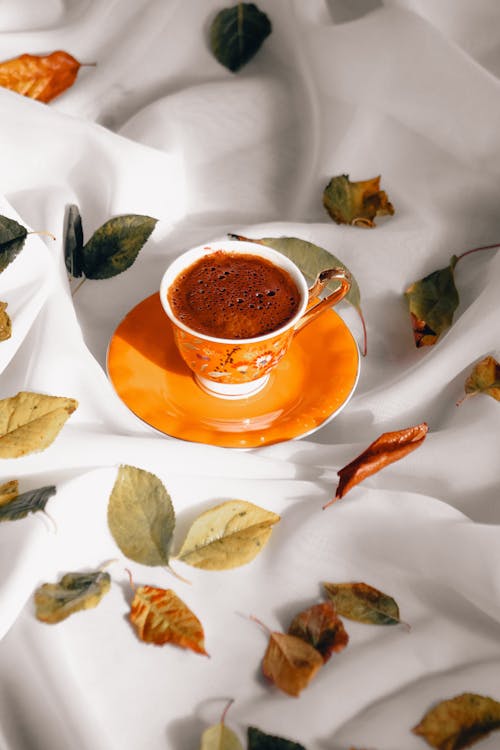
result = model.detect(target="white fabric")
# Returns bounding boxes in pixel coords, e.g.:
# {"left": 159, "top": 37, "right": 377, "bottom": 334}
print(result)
{"left": 0, "top": 1, "right": 499, "bottom": 748}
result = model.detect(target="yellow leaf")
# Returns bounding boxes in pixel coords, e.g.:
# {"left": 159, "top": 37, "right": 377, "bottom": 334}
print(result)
{"left": 0, "top": 479, "right": 18, "bottom": 506}
{"left": 35, "top": 570, "right": 111, "bottom": 624}
{"left": 200, "top": 723, "right": 243, "bottom": 750}
{"left": 413, "top": 692, "right": 500, "bottom": 749}
{"left": 0, "top": 391, "right": 78, "bottom": 458}
{"left": 0, "top": 302, "right": 11, "bottom": 341}
{"left": 176, "top": 499, "right": 280, "bottom": 570}
{"left": 460, "top": 356, "right": 500, "bottom": 403}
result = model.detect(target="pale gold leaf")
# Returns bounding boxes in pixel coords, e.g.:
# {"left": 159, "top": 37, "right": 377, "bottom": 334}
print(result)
{"left": 0, "top": 391, "right": 77, "bottom": 458}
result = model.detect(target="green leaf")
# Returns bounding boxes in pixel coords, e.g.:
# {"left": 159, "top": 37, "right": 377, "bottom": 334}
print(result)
{"left": 210, "top": 3, "right": 272, "bottom": 73}
{"left": 64, "top": 204, "right": 84, "bottom": 278}
{"left": 323, "top": 174, "right": 394, "bottom": 228}
{"left": 405, "top": 257, "right": 459, "bottom": 347}
{"left": 201, "top": 723, "right": 243, "bottom": 750}
{"left": 0, "top": 215, "right": 28, "bottom": 273}
{"left": 176, "top": 499, "right": 280, "bottom": 570}
{"left": 323, "top": 582, "right": 401, "bottom": 625}
{"left": 412, "top": 692, "right": 500, "bottom": 749}
{"left": 81, "top": 214, "right": 157, "bottom": 280}
{"left": 0, "top": 485, "right": 56, "bottom": 522}
{"left": 34, "top": 570, "right": 111, "bottom": 623}
{"left": 107, "top": 465, "right": 175, "bottom": 566}
{"left": 248, "top": 727, "right": 307, "bottom": 750}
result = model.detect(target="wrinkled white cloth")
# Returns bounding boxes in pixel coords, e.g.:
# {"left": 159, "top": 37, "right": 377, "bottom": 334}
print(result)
{"left": 0, "top": 1, "right": 499, "bottom": 749}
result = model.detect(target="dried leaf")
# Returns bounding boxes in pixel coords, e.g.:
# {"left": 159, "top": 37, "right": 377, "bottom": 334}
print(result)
{"left": 107, "top": 465, "right": 175, "bottom": 566}
{"left": 0, "top": 391, "right": 78, "bottom": 458}
{"left": 0, "top": 215, "right": 28, "bottom": 273}
{"left": 288, "top": 601, "right": 348, "bottom": 663}
{"left": 248, "top": 726, "right": 307, "bottom": 749}
{"left": 228, "top": 233, "right": 367, "bottom": 355}
{"left": 129, "top": 584, "right": 207, "bottom": 654}
{"left": 80, "top": 214, "right": 157, "bottom": 280}
{"left": 0, "top": 51, "right": 81, "bottom": 103}
{"left": 460, "top": 356, "right": 500, "bottom": 404}
{"left": 0, "top": 302, "right": 11, "bottom": 341}
{"left": 201, "top": 723, "right": 243, "bottom": 750}
{"left": 34, "top": 570, "right": 111, "bottom": 623}
{"left": 325, "top": 422, "right": 428, "bottom": 506}
{"left": 0, "top": 485, "right": 56, "bottom": 522}
{"left": 323, "top": 582, "right": 401, "bottom": 625}
{"left": 64, "top": 204, "right": 84, "bottom": 278}
{"left": 262, "top": 631, "right": 323, "bottom": 697}
{"left": 176, "top": 499, "right": 280, "bottom": 570}
{"left": 323, "top": 174, "right": 394, "bottom": 227}
{"left": 0, "top": 479, "right": 19, "bottom": 506}
{"left": 412, "top": 693, "right": 500, "bottom": 749}
{"left": 405, "top": 258, "right": 459, "bottom": 347}
{"left": 210, "top": 3, "right": 272, "bottom": 72}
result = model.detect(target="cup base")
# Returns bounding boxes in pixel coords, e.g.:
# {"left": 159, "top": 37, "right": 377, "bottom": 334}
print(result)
{"left": 194, "top": 373, "right": 270, "bottom": 400}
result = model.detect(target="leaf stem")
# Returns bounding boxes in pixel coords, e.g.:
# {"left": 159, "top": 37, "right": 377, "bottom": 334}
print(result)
{"left": 71, "top": 277, "right": 87, "bottom": 297}
{"left": 221, "top": 698, "right": 235, "bottom": 726}
{"left": 455, "top": 242, "right": 500, "bottom": 264}
{"left": 357, "top": 306, "right": 367, "bottom": 357}
{"left": 165, "top": 562, "right": 192, "bottom": 585}
{"left": 248, "top": 613, "right": 272, "bottom": 635}
{"left": 125, "top": 567, "right": 135, "bottom": 591}
{"left": 28, "top": 230, "right": 56, "bottom": 241}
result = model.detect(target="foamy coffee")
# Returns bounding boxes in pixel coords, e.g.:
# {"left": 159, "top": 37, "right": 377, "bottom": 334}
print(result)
{"left": 167, "top": 250, "right": 301, "bottom": 339}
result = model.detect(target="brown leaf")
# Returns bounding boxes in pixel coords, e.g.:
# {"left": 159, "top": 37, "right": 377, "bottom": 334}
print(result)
{"left": 323, "top": 582, "right": 402, "bottom": 626}
{"left": 323, "top": 174, "right": 394, "bottom": 227}
{"left": 0, "top": 302, "right": 11, "bottom": 341}
{"left": 0, "top": 391, "right": 78, "bottom": 458}
{"left": 0, "top": 479, "right": 18, "bottom": 506}
{"left": 458, "top": 356, "right": 500, "bottom": 404}
{"left": 412, "top": 692, "right": 500, "bottom": 749}
{"left": 35, "top": 570, "right": 111, "bottom": 624}
{"left": 0, "top": 51, "right": 82, "bottom": 103}
{"left": 324, "top": 422, "right": 428, "bottom": 507}
{"left": 129, "top": 585, "right": 207, "bottom": 654}
{"left": 288, "top": 602, "right": 348, "bottom": 662}
{"left": 262, "top": 631, "right": 323, "bottom": 697}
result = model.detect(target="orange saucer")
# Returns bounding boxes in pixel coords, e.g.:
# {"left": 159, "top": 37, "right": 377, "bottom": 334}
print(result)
{"left": 107, "top": 293, "right": 359, "bottom": 448}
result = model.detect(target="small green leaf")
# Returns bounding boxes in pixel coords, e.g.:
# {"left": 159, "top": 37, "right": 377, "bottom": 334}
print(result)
{"left": 81, "top": 214, "right": 157, "bottom": 280}
{"left": 210, "top": 3, "right": 272, "bottom": 73}
{"left": 323, "top": 174, "right": 394, "bottom": 228}
{"left": 0, "top": 485, "right": 56, "bottom": 522}
{"left": 64, "top": 204, "right": 84, "bottom": 278}
{"left": 107, "top": 465, "right": 175, "bottom": 566}
{"left": 0, "top": 215, "right": 28, "bottom": 273}
{"left": 35, "top": 570, "right": 111, "bottom": 623}
{"left": 248, "top": 727, "right": 307, "bottom": 750}
{"left": 323, "top": 582, "right": 401, "bottom": 625}
{"left": 412, "top": 692, "right": 500, "bottom": 749}
{"left": 405, "top": 257, "right": 459, "bottom": 347}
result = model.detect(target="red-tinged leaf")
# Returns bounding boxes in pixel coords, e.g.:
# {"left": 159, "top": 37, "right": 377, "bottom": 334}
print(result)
{"left": 129, "top": 585, "right": 207, "bottom": 654}
{"left": 324, "top": 422, "right": 428, "bottom": 507}
{"left": 288, "top": 601, "right": 348, "bottom": 662}
{"left": 412, "top": 692, "right": 500, "bottom": 749}
{"left": 262, "top": 631, "right": 323, "bottom": 697}
{"left": 0, "top": 51, "right": 82, "bottom": 103}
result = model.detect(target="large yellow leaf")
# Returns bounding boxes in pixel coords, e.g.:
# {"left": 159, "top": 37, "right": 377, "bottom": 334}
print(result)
{"left": 200, "top": 723, "right": 243, "bottom": 750}
{"left": 176, "top": 499, "right": 280, "bottom": 570}
{"left": 0, "top": 391, "right": 78, "bottom": 458}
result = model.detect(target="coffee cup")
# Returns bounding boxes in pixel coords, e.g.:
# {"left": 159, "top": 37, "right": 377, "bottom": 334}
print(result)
{"left": 160, "top": 239, "right": 351, "bottom": 399}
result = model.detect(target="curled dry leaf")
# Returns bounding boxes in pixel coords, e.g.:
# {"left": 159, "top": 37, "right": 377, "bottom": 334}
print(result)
{"left": 412, "top": 692, "right": 500, "bottom": 749}
{"left": 0, "top": 484, "right": 56, "bottom": 522}
{"left": 129, "top": 584, "right": 207, "bottom": 654}
{"left": 0, "top": 215, "right": 28, "bottom": 273}
{"left": 210, "top": 3, "right": 272, "bottom": 72}
{"left": 323, "top": 582, "right": 402, "bottom": 626}
{"left": 64, "top": 204, "right": 84, "bottom": 278}
{"left": 0, "top": 479, "right": 19, "bottom": 506}
{"left": 323, "top": 174, "right": 394, "bottom": 228}
{"left": 0, "top": 391, "right": 78, "bottom": 458}
{"left": 248, "top": 726, "right": 307, "bottom": 749}
{"left": 176, "top": 499, "right": 280, "bottom": 570}
{"left": 80, "top": 214, "right": 157, "bottom": 280}
{"left": 324, "top": 422, "right": 428, "bottom": 507}
{"left": 405, "top": 257, "right": 459, "bottom": 347}
{"left": 107, "top": 465, "right": 175, "bottom": 566}
{"left": 0, "top": 302, "right": 11, "bottom": 341}
{"left": 0, "top": 51, "right": 82, "bottom": 103}
{"left": 34, "top": 570, "right": 111, "bottom": 624}
{"left": 262, "top": 631, "right": 323, "bottom": 697}
{"left": 458, "top": 356, "right": 500, "bottom": 405}
{"left": 288, "top": 601, "right": 348, "bottom": 663}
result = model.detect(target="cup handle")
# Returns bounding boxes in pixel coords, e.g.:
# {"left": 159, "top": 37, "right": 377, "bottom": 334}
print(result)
{"left": 293, "top": 267, "right": 351, "bottom": 334}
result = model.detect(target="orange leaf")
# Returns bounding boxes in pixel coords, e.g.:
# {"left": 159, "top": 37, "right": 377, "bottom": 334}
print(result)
{"left": 288, "top": 602, "right": 349, "bottom": 662}
{"left": 129, "top": 585, "right": 207, "bottom": 655}
{"left": 325, "top": 422, "right": 428, "bottom": 507}
{"left": 0, "top": 51, "right": 82, "bottom": 103}
{"left": 262, "top": 631, "right": 323, "bottom": 697}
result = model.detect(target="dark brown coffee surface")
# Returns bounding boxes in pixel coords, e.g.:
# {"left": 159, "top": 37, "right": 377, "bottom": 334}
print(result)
{"left": 168, "top": 251, "right": 301, "bottom": 339}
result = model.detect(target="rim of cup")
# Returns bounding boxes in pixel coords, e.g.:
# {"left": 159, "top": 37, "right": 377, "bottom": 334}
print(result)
{"left": 159, "top": 240, "right": 309, "bottom": 344}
